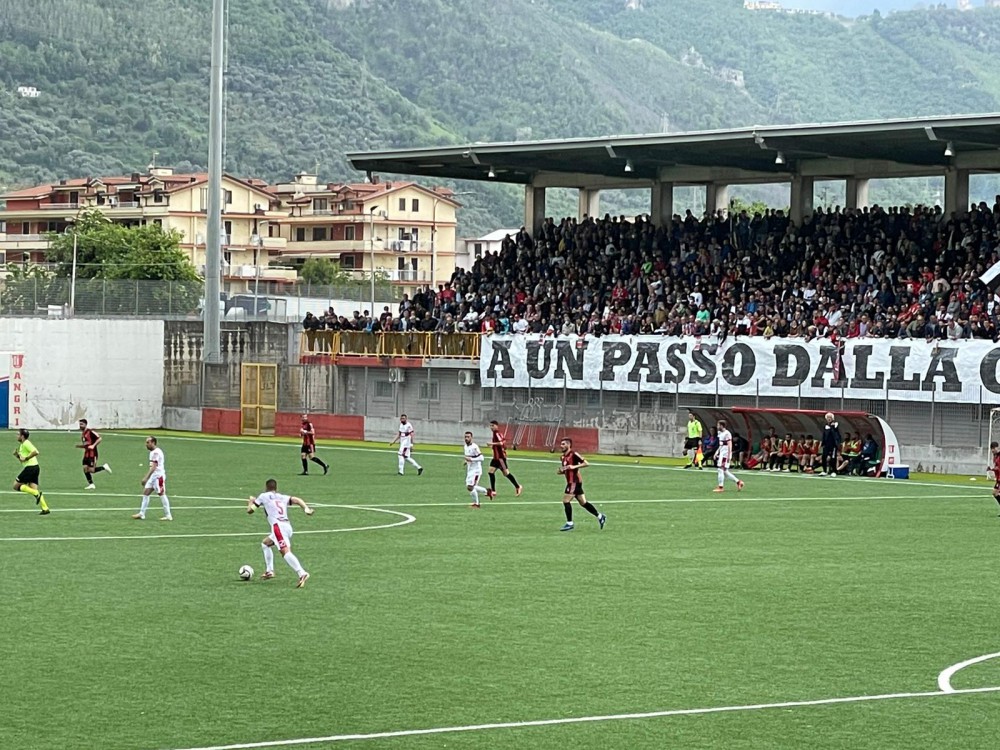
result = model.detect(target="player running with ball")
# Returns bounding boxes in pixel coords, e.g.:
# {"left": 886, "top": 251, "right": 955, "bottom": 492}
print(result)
{"left": 247, "top": 478, "right": 313, "bottom": 588}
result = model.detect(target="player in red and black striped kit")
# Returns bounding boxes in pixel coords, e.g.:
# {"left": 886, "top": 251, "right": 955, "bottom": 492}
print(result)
{"left": 486, "top": 420, "right": 522, "bottom": 498}
{"left": 299, "top": 414, "right": 329, "bottom": 476}
{"left": 558, "top": 437, "right": 606, "bottom": 532}
{"left": 77, "top": 419, "right": 111, "bottom": 490}
{"left": 989, "top": 441, "right": 1000, "bottom": 514}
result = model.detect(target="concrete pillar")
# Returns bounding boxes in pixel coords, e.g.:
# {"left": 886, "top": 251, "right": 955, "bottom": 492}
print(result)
{"left": 845, "top": 177, "right": 870, "bottom": 210}
{"left": 705, "top": 183, "right": 730, "bottom": 216}
{"left": 944, "top": 168, "right": 970, "bottom": 216}
{"left": 790, "top": 175, "right": 815, "bottom": 226}
{"left": 577, "top": 188, "right": 601, "bottom": 221}
{"left": 524, "top": 185, "right": 546, "bottom": 235}
{"left": 650, "top": 181, "right": 674, "bottom": 227}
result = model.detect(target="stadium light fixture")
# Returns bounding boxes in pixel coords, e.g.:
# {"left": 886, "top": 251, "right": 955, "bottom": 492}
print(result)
{"left": 944, "top": 142, "right": 955, "bottom": 157}
{"left": 774, "top": 151, "right": 786, "bottom": 165}
{"left": 624, "top": 159, "right": 634, "bottom": 173}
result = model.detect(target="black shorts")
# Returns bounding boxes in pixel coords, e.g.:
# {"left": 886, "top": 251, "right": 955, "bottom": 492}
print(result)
{"left": 490, "top": 457, "right": 508, "bottom": 471}
{"left": 683, "top": 437, "right": 701, "bottom": 451}
{"left": 301, "top": 443, "right": 315, "bottom": 455}
{"left": 17, "top": 465, "right": 40, "bottom": 485}
{"left": 564, "top": 481, "right": 584, "bottom": 497}
{"left": 83, "top": 455, "right": 98, "bottom": 468}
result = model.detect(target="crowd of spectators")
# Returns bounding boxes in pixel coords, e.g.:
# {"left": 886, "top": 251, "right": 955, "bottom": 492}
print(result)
{"left": 303, "top": 198, "right": 1000, "bottom": 343}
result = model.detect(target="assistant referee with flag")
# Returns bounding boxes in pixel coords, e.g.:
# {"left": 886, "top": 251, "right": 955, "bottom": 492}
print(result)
{"left": 683, "top": 411, "right": 704, "bottom": 469}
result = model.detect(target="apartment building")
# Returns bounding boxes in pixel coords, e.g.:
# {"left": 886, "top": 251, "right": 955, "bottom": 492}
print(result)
{"left": 270, "top": 173, "right": 460, "bottom": 291}
{"left": 0, "top": 168, "right": 293, "bottom": 289}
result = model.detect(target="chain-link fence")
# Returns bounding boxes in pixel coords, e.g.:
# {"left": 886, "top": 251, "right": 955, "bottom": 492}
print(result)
{"left": 0, "top": 277, "right": 204, "bottom": 317}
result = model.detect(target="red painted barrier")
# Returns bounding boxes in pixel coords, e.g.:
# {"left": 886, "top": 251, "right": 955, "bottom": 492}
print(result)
{"left": 494, "top": 423, "right": 600, "bottom": 454}
{"left": 200, "top": 408, "right": 365, "bottom": 441}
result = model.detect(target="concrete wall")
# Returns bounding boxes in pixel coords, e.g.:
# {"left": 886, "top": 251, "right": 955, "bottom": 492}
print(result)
{"left": 0, "top": 319, "right": 163, "bottom": 429}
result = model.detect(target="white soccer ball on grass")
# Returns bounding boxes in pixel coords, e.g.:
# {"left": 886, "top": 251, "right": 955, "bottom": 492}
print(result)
{"left": 238, "top": 565, "right": 254, "bottom": 581}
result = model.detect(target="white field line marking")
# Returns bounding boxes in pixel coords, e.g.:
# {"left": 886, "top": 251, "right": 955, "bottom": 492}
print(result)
{"left": 163, "top": 685, "right": 1000, "bottom": 750}
{"left": 0, "top": 506, "right": 415, "bottom": 542}
{"left": 103, "top": 431, "right": 979, "bottom": 494}
{"left": 0, "top": 502, "right": 344, "bottom": 514}
{"left": 938, "top": 652, "right": 1000, "bottom": 692}
{"left": 0, "top": 490, "right": 247, "bottom": 502}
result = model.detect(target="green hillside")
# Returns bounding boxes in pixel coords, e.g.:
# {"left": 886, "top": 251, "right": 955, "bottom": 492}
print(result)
{"left": 2, "top": 0, "right": 1000, "bottom": 234}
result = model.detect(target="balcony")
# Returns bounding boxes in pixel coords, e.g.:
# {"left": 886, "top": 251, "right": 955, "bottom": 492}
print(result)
{"left": 249, "top": 235, "right": 287, "bottom": 251}
{"left": 231, "top": 265, "right": 298, "bottom": 282}
{"left": 3, "top": 234, "right": 44, "bottom": 242}
{"left": 281, "top": 239, "right": 365, "bottom": 255}
{"left": 300, "top": 331, "right": 481, "bottom": 359}
{"left": 388, "top": 240, "right": 433, "bottom": 253}
{"left": 38, "top": 202, "right": 81, "bottom": 210}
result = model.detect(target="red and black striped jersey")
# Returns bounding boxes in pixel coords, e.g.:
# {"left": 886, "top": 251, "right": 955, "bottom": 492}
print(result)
{"left": 491, "top": 429, "right": 507, "bottom": 461}
{"left": 81, "top": 428, "right": 100, "bottom": 459}
{"left": 561, "top": 451, "right": 584, "bottom": 485}
{"left": 301, "top": 421, "right": 316, "bottom": 446}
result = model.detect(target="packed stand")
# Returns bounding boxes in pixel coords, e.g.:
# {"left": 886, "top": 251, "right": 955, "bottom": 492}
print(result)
{"left": 301, "top": 198, "right": 1000, "bottom": 342}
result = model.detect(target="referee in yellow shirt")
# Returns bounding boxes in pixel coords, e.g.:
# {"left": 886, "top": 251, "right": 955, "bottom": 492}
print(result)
{"left": 13, "top": 429, "right": 50, "bottom": 514}
{"left": 683, "top": 411, "right": 704, "bottom": 469}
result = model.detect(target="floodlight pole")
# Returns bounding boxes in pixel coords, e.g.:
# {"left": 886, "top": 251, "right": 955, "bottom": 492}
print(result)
{"left": 203, "top": 0, "right": 225, "bottom": 364}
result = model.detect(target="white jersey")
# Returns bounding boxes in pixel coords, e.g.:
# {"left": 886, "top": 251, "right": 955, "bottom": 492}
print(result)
{"left": 148, "top": 447, "right": 166, "bottom": 478}
{"left": 717, "top": 429, "right": 733, "bottom": 460}
{"left": 398, "top": 422, "right": 414, "bottom": 449}
{"left": 464, "top": 442, "right": 484, "bottom": 468}
{"left": 254, "top": 491, "right": 291, "bottom": 526}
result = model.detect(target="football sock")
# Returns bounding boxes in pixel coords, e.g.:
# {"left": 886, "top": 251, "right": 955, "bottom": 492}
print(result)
{"left": 93, "top": 465, "right": 105, "bottom": 474}
{"left": 18, "top": 484, "right": 39, "bottom": 499}
{"left": 84, "top": 470, "right": 93, "bottom": 484}
{"left": 139, "top": 496, "right": 151, "bottom": 516}
{"left": 489, "top": 473, "right": 496, "bottom": 491}
{"left": 563, "top": 503, "right": 573, "bottom": 522}
{"left": 310, "top": 457, "right": 328, "bottom": 470}
{"left": 406, "top": 456, "right": 421, "bottom": 469}
{"left": 262, "top": 543, "right": 274, "bottom": 572}
{"left": 283, "top": 552, "right": 306, "bottom": 576}
{"left": 301, "top": 458, "right": 309, "bottom": 473}
{"left": 398, "top": 456, "right": 405, "bottom": 473}
{"left": 717, "top": 468, "right": 725, "bottom": 486}
{"left": 161, "top": 495, "right": 172, "bottom": 517}
{"left": 38, "top": 494, "right": 49, "bottom": 512}
{"left": 506, "top": 473, "right": 520, "bottom": 488}
{"left": 470, "top": 487, "right": 485, "bottom": 504}
{"left": 582, "top": 501, "right": 600, "bottom": 517}
{"left": 725, "top": 470, "right": 740, "bottom": 484}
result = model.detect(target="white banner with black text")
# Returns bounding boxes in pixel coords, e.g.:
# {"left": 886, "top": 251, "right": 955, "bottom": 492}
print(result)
{"left": 479, "top": 335, "right": 1000, "bottom": 404}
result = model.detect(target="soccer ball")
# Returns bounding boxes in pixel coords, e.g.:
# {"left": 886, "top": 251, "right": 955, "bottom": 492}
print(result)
{"left": 238, "top": 565, "right": 254, "bottom": 581}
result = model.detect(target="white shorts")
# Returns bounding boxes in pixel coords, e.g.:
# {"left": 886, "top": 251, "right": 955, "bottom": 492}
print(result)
{"left": 466, "top": 468, "right": 481, "bottom": 487}
{"left": 398, "top": 445, "right": 412, "bottom": 458}
{"left": 717, "top": 454, "right": 731, "bottom": 470}
{"left": 268, "top": 520, "right": 293, "bottom": 552}
{"left": 144, "top": 475, "right": 166, "bottom": 495}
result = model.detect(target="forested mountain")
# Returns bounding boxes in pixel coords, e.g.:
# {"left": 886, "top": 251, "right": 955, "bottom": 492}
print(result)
{"left": 2, "top": 0, "right": 1000, "bottom": 233}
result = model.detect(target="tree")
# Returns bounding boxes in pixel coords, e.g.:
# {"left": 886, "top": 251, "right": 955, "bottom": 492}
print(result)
{"left": 299, "top": 257, "right": 352, "bottom": 285}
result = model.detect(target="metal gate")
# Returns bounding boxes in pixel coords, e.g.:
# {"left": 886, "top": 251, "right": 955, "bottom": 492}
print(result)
{"left": 240, "top": 363, "right": 277, "bottom": 436}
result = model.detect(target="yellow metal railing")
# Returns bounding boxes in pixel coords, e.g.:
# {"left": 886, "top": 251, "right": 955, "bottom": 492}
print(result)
{"left": 300, "top": 331, "right": 480, "bottom": 360}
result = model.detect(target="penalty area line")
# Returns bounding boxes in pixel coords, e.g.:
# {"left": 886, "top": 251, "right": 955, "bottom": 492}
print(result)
{"left": 163, "top": 685, "right": 1000, "bottom": 750}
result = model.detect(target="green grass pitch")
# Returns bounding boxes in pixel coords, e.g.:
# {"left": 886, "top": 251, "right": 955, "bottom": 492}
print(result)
{"left": 3, "top": 429, "right": 1000, "bottom": 749}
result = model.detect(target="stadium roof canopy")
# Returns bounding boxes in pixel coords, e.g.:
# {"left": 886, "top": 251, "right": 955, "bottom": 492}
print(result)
{"left": 347, "top": 113, "right": 1000, "bottom": 187}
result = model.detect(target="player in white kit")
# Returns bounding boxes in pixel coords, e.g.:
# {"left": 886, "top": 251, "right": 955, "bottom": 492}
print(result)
{"left": 132, "top": 436, "right": 172, "bottom": 521}
{"left": 247, "top": 478, "right": 313, "bottom": 587}
{"left": 388, "top": 413, "right": 423, "bottom": 476}
{"left": 714, "top": 420, "right": 745, "bottom": 493}
{"left": 463, "top": 432, "right": 488, "bottom": 508}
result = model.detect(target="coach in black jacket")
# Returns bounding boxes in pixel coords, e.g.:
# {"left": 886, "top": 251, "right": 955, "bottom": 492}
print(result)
{"left": 820, "top": 412, "right": 842, "bottom": 476}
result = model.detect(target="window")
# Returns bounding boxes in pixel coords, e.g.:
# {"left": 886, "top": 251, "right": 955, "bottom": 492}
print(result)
{"left": 200, "top": 188, "right": 208, "bottom": 210}
{"left": 154, "top": 219, "right": 163, "bottom": 227}
{"left": 312, "top": 227, "right": 327, "bottom": 241}
{"left": 480, "top": 388, "right": 494, "bottom": 404}
{"left": 411, "top": 227, "right": 419, "bottom": 241}
{"left": 153, "top": 191, "right": 164, "bottom": 204}
{"left": 344, "top": 225, "right": 355, "bottom": 241}
{"left": 341, "top": 254, "right": 356, "bottom": 269}
{"left": 411, "top": 198, "right": 419, "bottom": 212}
{"left": 224, "top": 189, "right": 233, "bottom": 205}
{"left": 313, "top": 198, "right": 328, "bottom": 212}
{"left": 295, "top": 227, "right": 306, "bottom": 242}
{"left": 44, "top": 221, "right": 60, "bottom": 232}
{"left": 418, "top": 380, "right": 440, "bottom": 402}
{"left": 398, "top": 198, "right": 406, "bottom": 211}
{"left": 373, "top": 381, "right": 393, "bottom": 400}
{"left": 474, "top": 242, "right": 483, "bottom": 259}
